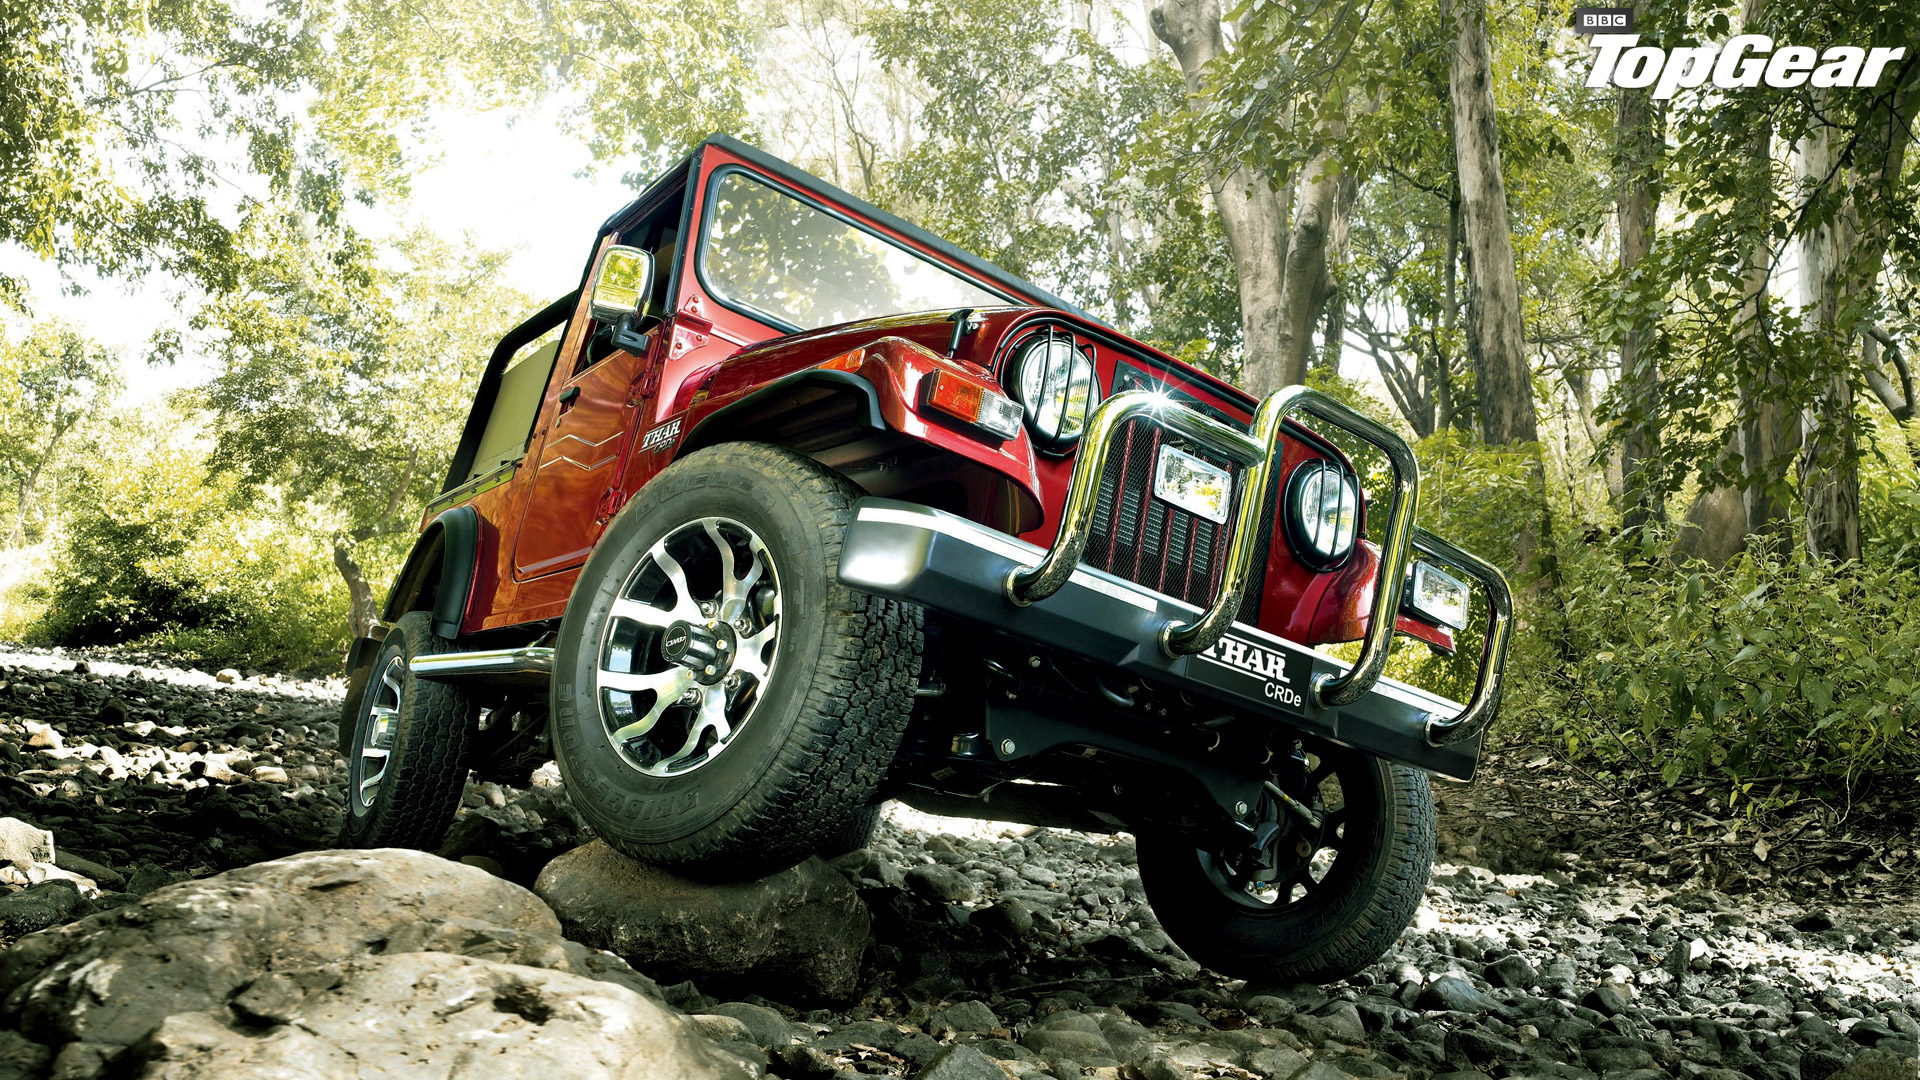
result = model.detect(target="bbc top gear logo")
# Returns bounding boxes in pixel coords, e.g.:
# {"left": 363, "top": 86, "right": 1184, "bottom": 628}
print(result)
{"left": 1574, "top": 14, "right": 1907, "bottom": 100}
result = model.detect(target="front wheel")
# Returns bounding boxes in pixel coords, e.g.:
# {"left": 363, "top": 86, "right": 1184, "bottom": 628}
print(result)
{"left": 341, "top": 611, "right": 478, "bottom": 849}
{"left": 1138, "top": 748, "right": 1434, "bottom": 983}
{"left": 550, "top": 442, "right": 921, "bottom": 880}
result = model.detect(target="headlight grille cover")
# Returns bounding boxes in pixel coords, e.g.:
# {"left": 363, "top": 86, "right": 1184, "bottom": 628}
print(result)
{"left": 1009, "top": 326, "right": 1098, "bottom": 452}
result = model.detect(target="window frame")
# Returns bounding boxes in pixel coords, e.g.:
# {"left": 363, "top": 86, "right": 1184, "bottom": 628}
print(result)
{"left": 693, "top": 164, "right": 1016, "bottom": 335}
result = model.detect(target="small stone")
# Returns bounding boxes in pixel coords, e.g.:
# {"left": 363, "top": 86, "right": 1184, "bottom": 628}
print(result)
{"left": 0, "top": 878, "right": 83, "bottom": 935}
{"left": 971, "top": 900, "right": 1036, "bottom": 938}
{"left": 24, "top": 721, "right": 63, "bottom": 750}
{"left": 1446, "top": 1028, "right": 1525, "bottom": 1065}
{"left": 905, "top": 863, "right": 976, "bottom": 903}
{"left": 1485, "top": 954, "right": 1538, "bottom": 989}
{"left": 216, "top": 668, "right": 241, "bottom": 684}
{"left": 1248, "top": 1045, "right": 1310, "bottom": 1078}
{"left": 1829, "top": 1049, "right": 1920, "bottom": 1080}
{"left": 0, "top": 817, "right": 55, "bottom": 864}
{"left": 1419, "top": 975, "right": 1511, "bottom": 1017}
{"left": 706, "top": 1002, "right": 794, "bottom": 1047}
{"left": 1793, "top": 910, "right": 1837, "bottom": 933}
{"left": 249, "top": 766, "right": 291, "bottom": 784}
{"left": 919, "top": 1044, "right": 1015, "bottom": 1080}
{"left": 1582, "top": 982, "right": 1635, "bottom": 1018}
{"left": 928, "top": 1000, "right": 1001, "bottom": 1037}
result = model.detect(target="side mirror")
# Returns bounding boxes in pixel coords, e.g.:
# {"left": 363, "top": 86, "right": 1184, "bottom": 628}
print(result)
{"left": 588, "top": 245, "right": 655, "bottom": 324}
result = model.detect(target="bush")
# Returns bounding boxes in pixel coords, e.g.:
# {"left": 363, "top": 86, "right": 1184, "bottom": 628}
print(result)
{"left": 1533, "top": 537, "right": 1920, "bottom": 800}
{"left": 25, "top": 418, "right": 354, "bottom": 673}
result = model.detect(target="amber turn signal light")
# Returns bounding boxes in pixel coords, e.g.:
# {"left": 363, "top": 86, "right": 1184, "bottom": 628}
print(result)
{"left": 922, "top": 370, "right": 1023, "bottom": 441}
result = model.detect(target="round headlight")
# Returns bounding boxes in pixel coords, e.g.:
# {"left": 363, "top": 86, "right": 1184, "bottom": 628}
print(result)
{"left": 1284, "top": 460, "right": 1359, "bottom": 567}
{"left": 1010, "top": 333, "right": 1097, "bottom": 451}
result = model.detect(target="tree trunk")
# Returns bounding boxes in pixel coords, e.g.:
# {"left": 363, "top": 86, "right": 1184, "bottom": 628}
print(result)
{"left": 333, "top": 537, "right": 379, "bottom": 640}
{"left": 1440, "top": 193, "right": 1464, "bottom": 431}
{"left": 1795, "top": 92, "right": 1861, "bottom": 562}
{"left": 1151, "top": 0, "right": 1293, "bottom": 396}
{"left": 1615, "top": 66, "right": 1663, "bottom": 532}
{"left": 1448, "top": 0, "right": 1536, "bottom": 446}
{"left": 1729, "top": 0, "right": 1796, "bottom": 546}
{"left": 1447, "top": 0, "right": 1555, "bottom": 596}
{"left": 1276, "top": 149, "right": 1340, "bottom": 383}
{"left": 6, "top": 416, "right": 74, "bottom": 548}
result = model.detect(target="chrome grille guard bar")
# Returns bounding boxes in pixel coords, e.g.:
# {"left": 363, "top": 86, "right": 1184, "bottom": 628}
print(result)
{"left": 1004, "top": 385, "right": 1419, "bottom": 709}
{"left": 1409, "top": 529, "right": 1513, "bottom": 746}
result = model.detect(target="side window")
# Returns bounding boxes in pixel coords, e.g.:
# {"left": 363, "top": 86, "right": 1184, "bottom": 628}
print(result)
{"left": 576, "top": 193, "right": 683, "bottom": 376}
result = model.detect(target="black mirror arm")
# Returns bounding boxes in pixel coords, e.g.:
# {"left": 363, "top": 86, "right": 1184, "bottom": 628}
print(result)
{"left": 611, "top": 312, "right": 653, "bottom": 356}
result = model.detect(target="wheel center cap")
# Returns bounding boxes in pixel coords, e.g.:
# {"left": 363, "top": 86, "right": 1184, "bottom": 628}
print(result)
{"left": 661, "top": 620, "right": 734, "bottom": 684}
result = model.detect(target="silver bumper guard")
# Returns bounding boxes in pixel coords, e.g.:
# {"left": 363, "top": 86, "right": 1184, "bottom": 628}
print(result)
{"left": 842, "top": 384, "right": 1511, "bottom": 769}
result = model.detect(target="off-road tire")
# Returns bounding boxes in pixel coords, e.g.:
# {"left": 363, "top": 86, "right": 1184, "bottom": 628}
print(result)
{"left": 1137, "top": 756, "right": 1433, "bottom": 983}
{"left": 341, "top": 611, "right": 478, "bottom": 849}
{"left": 819, "top": 803, "right": 884, "bottom": 859}
{"left": 551, "top": 442, "right": 921, "bottom": 880}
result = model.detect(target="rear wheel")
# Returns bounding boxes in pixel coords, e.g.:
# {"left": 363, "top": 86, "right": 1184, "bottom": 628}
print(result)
{"left": 551, "top": 442, "right": 921, "bottom": 879}
{"left": 1137, "top": 747, "right": 1433, "bottom": 983}
{"left": 341, "top": 611, "right": 477, "bottom": 849}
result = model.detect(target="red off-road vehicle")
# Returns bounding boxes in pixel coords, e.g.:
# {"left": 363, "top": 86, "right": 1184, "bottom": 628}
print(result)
{"left": 340, "top": 135, "right": 1510, "bottom": 982}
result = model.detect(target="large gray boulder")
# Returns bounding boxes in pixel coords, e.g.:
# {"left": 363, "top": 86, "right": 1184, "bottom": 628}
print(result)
{"left": 132, "top": 952, "right": 739, "bottom": 1080}
{"left": 0, "top": 848, "right": 691, "bottom": 1076}
{"left": 535, "top": 841, "right": 870, "bottom": 1003}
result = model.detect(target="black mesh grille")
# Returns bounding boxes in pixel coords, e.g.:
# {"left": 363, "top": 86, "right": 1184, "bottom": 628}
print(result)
{"left": 1081, "top": 416, "right": 1241, "bottom": 608}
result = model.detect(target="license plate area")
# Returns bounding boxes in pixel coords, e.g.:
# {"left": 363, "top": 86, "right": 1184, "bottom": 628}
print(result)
{"left": 1153, "top": 443, "right": 1231, "bottom": 524}
{"left": 1189, "top": 630, "right": 1315, "bottom": 713}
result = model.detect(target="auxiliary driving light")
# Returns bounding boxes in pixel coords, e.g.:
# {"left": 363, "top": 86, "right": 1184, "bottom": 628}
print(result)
{"left": 1403, "top": 560, "right": 1471, "bottom": 630}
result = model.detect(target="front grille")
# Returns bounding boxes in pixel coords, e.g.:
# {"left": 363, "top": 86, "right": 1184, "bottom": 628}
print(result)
{"left": 1083, "top": 417, "right": 1243, "bottom": 609}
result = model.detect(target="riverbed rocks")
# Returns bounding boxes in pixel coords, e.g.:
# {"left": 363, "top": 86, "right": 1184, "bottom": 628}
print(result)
{"left": 3, "top": 647, "right": 1919, "bottom": 1080}
{"left": 132, "top": 952, "right": 740, "bottom": 1080}
{"left": 536, "top": 839, "right": 871, "bottom": 1003}
{"left": 0, "top": 848, "right": 740, "bottom": 1078}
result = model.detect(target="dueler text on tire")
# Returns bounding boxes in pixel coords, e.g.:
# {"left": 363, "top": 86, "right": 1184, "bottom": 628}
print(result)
{"left": 1137, "top": 750, "right": 1434, "bottom": 983}
{"left": 550, "top": 442, "right": 922, "bottom": 880}
{"left": 341, "top": 611, "right": 478, "bottom": 849}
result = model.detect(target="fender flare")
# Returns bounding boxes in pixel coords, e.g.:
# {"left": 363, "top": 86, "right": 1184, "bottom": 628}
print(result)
{"left": 381, "top": 505, "right": 481, "bottom": 640}
{"left": 677, "top": 368, "right": 886, "bottom": 456}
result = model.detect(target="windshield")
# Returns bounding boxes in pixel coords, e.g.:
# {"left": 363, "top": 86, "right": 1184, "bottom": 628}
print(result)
{"left": 700, "top": 169, "right": 1004, "bottom": 331}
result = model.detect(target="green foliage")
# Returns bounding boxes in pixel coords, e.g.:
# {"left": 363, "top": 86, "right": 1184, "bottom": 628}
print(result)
{"left": 24, "top": 412, "right": 356, "bottom": 673}
{"left": 0, "top": 322, "right": 120, "bottom": 545}
{"left": 860, "top": 0, "right": 1242, "bottom": 368}
{"left": 1534, "top": 538, "right": 1920, "bottom": 800}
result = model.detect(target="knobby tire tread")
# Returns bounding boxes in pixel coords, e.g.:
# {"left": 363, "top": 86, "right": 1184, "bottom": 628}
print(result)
{"left": 342, "top": 611, "right": 476, "bottom": 851}
{"left": 577, "top": 443, "right": 921, "bottom": 877}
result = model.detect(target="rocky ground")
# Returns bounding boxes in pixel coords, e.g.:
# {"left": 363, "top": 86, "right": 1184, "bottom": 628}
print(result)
{"left": 0, "top": 646, "right": 1917, "bottom": 1080}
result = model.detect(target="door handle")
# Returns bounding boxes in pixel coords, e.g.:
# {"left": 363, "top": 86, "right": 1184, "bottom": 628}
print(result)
{"left": 557, "top": 385, "right": 581, "bottom": 414}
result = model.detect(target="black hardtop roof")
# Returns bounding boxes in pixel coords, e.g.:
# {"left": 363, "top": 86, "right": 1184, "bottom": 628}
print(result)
{"left": 600, "top": 133, "right": 1094, "bottom": 323}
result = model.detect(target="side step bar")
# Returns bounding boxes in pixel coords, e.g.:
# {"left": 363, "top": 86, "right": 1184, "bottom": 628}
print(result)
{"left": 411, "top": 646, "right": 555, "bottom": 689}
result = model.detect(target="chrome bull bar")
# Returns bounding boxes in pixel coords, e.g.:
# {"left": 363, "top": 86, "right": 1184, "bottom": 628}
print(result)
{"left": 1409, "top": 529, "right": 1512, "bottom": 746}
{"left": 1005, "top": 385, "right": 1420, "bottom": 709}
{"left": 1002, "top": 386, "right": 1512, "bottom": 734}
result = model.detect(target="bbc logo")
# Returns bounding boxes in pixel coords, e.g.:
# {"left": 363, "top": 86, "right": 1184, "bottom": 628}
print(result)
{"left": 1573, "top": 6, "right": 1635, "bottom": 33}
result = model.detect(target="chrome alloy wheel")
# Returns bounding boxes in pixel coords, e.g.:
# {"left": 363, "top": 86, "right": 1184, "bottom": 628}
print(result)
{"left": 355, "top": 655, "right": 405, "bottom": 809}
{"left": 597, "top": 516, "right": 781, "bottom": 777}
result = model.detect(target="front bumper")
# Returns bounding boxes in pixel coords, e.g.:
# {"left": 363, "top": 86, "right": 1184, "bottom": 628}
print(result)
{"left": 841, "top": 499, "right": 1486, "bottom": 781}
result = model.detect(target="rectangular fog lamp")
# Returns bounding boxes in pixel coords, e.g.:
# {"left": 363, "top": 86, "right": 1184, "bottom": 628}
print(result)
{"left": 1405, "top": 561, "right": 1471, "bottom": 631}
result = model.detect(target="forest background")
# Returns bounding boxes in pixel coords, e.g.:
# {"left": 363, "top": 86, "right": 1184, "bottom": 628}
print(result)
{"left": 2, "top": 0, "right": 1917, "bottom": 815}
